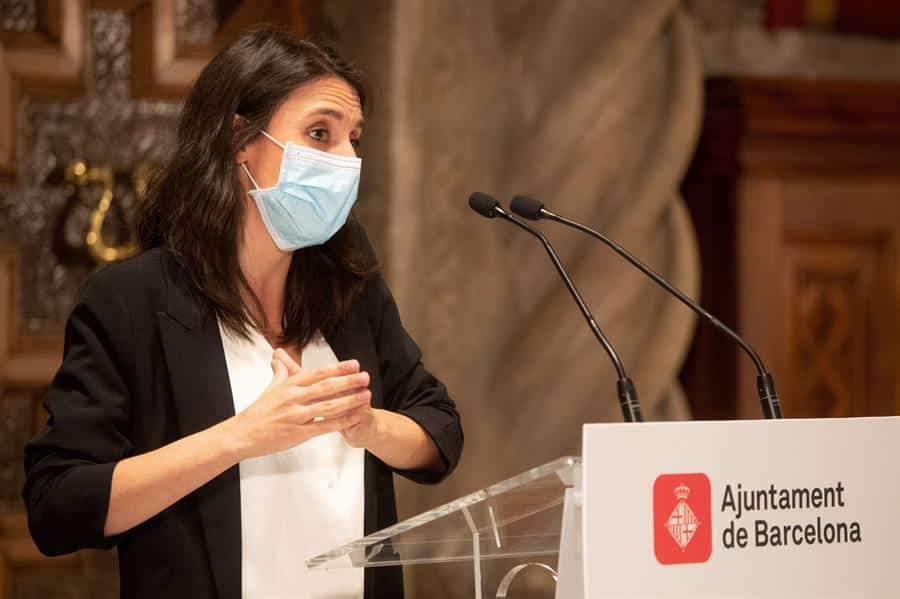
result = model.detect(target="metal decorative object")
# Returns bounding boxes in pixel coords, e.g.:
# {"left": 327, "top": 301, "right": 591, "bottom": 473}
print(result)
{"left": 63, "top": 161, "right": 149, "bottom": 264}
{"left": 0, "top": 4, "right": 222, "bottom": 597}
{"left": 0, "top": 9, "right": 181, "bottom": 331}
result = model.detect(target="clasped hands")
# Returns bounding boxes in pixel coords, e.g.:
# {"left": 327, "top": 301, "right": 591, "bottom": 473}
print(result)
{"left": 226, "top": 348, "right": 380, "bottom": 461}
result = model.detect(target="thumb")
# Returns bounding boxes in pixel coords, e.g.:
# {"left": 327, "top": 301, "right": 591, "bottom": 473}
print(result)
{"left": 270, "top": 356, "right": 287, "bottom": 384}
{"left": 273, "top": 347, "right": 302, "bottom": 376}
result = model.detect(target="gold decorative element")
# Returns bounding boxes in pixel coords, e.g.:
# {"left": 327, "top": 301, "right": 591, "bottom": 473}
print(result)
{"left": 64, "top": 161, "right": 138, "bottom": 264}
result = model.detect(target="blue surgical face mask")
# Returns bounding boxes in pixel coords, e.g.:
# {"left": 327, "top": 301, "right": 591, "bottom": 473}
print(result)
{"left": 240, "top": 129, "right": 361, "bottom": 251}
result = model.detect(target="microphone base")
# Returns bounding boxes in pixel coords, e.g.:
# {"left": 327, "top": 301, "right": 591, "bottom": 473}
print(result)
{"left": 757, "top": 373, "right": 784, "bottom": 419}
{"left": 617, "top": 378, "right": 644, "bottom": 423}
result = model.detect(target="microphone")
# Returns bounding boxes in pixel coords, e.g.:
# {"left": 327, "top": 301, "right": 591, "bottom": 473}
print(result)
{"left": 510, "top": 195, "right": 783, "bottom": 420}
{"left": 468, "top": 192, "right": 643, "bottom": 423}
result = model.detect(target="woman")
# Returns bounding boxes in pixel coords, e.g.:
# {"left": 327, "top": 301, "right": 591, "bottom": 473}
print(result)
{"left": 23, "top": 25, "right": 463, "bottom": 599}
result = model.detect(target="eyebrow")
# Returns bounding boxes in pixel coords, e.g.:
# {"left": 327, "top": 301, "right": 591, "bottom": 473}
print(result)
{"left": 309, "top": 108, "right": 365, "bottom": 129}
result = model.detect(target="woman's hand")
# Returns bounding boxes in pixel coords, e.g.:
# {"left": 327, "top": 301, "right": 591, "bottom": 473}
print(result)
{"left": 224, "top": 351, "right": 372, "bottom": 461}
{"left": 271, "top": 349, "right": 380, "bottom": 448}
{"left": 270, "top": 350, "right": 442, "bottom": 472}
{"left": 339, "top": 406, "right": 380, "bottom": 448}
{"left": 103, "top": 355, "right": 370, "bottom": 537}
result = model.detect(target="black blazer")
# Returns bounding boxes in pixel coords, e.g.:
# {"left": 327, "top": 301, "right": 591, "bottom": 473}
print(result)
{"left": 22, "top": 241, "right": 463, "bottom": 599}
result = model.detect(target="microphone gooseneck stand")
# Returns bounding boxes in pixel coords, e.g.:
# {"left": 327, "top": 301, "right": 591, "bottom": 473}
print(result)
{"left": 468, "top": 192, "right": 643, "bottom": 423}
{"left": 510, "top": 195, "right": 783, "bottom": 420}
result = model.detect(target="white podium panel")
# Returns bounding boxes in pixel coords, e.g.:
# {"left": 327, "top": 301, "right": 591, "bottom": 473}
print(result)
{"left": 583, "top": 417, "right": 900, "bottom": 598}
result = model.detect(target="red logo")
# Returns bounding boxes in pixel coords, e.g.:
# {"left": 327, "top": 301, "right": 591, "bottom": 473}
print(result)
{"left": 653, "top": 473, "right": 712, "bottom": 565}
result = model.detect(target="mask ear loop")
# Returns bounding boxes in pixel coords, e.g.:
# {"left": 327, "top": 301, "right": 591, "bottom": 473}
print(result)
{"left": 237, "top": 123, "right": 283, "bottom": 190}
{"left": 240, "top": 162, "right": 261, "bottom": 191}
{"left": 234, "top": 113, "right": 284, "bottom": 149}
{"left": 257, "top": 129, "right": 286, "bottom": 150}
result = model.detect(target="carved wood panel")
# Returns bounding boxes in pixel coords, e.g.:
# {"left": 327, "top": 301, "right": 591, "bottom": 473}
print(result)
{"left": 0, "top": 514, "right": 79, "bottom": 599}
{"left": 736, "top": 177, "right": 900, "bottom": 419}
{"left": 783, "top": 238, "right": 888, "bottom": 417}
{"left": 0, "top": 0, "right": 85, "bottom": 182}
{"left": 0, "top": 2, "right": 320, "bottom": 597}
{"left": 131, "top": 0, "right": 317, "bottom": 99}
{"left": 0, "top": 243, "right": 72, "bottom": 599}
{"left": 682, "top": 77, "right": 900, "bottom": 420}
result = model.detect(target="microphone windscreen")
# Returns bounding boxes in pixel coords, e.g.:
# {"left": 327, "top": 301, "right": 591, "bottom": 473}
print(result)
{"left": 468, "top": 192, "right": 500, "bottom": 218}
{"left": 510, "top": 195, "right": 544, "bottom": 220}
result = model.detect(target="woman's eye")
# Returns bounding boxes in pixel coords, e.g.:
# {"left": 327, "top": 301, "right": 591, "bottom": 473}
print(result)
{"left": 308, "top": 128, "right": 328, "bottom": 142}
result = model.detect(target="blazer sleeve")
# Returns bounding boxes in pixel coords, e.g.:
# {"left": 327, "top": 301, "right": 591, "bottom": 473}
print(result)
{"left": 369, "top": 274, "right": 464, "bottom": 485}
{"left": 22, "top": 271, "right": 134, "bottom": 556}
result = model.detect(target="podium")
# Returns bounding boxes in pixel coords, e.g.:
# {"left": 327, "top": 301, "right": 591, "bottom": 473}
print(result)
{"left": 310, "top": 417, "right": 900, "bottom": 598}
{"left": 307, "top": 456, "right": 584, "bottom": 598}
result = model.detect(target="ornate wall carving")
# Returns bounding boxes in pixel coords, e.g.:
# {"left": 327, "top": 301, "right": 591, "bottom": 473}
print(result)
{"left": 1, "top": 1, "right": 38, "bottom": 33}
{"left": 3, "top": 8, "right": 180, "bottom": 332}
{"left": 131, "top": 0, "right": 315, "bottom": 99}
{"left": 0, "top": 2, "right": 315, "bottom": 597}
{"left": 0, "top": 241, "right": 111, "bottom": 599}
{"left": 0, "top": 0, "right": 85, "bottom": 182}
{"left": 785, "top": 240, "right": 883, "bottom": 417}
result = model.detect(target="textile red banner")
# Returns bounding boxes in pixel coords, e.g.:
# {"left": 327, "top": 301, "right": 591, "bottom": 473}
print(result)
{"left": 766, "top": 0, "right": 900, "bottom": 37}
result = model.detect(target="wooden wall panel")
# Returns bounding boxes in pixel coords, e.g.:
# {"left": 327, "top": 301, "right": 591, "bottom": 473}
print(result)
{"left": 0, "top": 0, "right": 85, "bottom": 182}
{"left": 784, "top": 239, "right": 880, "bottom": 417}
{"left": 0, "top": 2, "right": 321, "bottom": 596}
{"left": 738, "top": 178, "right": 900, "bottom": 418}
{"left": 0, "top": 242, "right": 66, "bottom": 599}
{"left": 0, "top": 514, "right": 82, "bottom": 599}
{"left": 131, "top": 0, "right": 318, "bottom": 99}
{"left": 779, "top": 180, "right": 900, "bottom": 417}
{"left": 682, "top": 78, "right": 900, "bottom": 420}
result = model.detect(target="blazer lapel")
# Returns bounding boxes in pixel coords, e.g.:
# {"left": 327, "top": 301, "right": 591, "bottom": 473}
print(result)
{"left": 157, "top": 255, "right": 241, "bottom": 599}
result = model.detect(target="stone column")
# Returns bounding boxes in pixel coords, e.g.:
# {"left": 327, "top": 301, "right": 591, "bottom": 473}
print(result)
{"left": 327, "top": 1, "right": 702, "bottom": 595}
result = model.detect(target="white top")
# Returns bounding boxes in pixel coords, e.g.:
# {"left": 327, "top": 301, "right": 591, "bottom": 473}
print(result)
{"left": 217, "top": 318, "right": 365, "bottom": 599}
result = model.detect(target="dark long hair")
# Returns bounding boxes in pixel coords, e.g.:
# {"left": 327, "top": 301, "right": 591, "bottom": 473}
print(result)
{"left": 137, "top": 24, "right": 377, "bottom": 348}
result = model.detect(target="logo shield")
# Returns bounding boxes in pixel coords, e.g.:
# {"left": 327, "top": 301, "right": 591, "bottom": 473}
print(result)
{"left": 653, "top": 473, "right": 712, "bottom": 565}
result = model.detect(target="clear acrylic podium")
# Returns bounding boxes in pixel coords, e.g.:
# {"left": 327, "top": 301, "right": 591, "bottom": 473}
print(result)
{"left": 307, "top": 456, "right": 584, "bottom": 599}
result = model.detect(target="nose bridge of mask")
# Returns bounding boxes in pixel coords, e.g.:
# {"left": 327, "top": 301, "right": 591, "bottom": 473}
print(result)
{"left": 258, "top": 128, "right": 362, "bottom": 169}
{"left": 243, "top": 128, "right": 361, "bottom": 195}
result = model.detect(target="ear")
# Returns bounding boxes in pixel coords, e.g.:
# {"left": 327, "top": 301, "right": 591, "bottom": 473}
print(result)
{"left": 233, "top": 114, "right": 253, "bottom": 165}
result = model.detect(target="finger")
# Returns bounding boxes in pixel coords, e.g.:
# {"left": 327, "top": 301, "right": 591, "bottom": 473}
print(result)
{"left": 296, "top": 371, "right": 370, "bottom": 404}
{"left": 270, "top": 357, "right": 288, "bottom": 384}
{"left": 304, "top": 407, "right": 365, "bottom": 437}
{"left": 303, "top": 390, "right": 371, "bottom": 421}
{"left": 285, "top": 360, "right": 360, "bottom": 388}
{"left": 273, "top": 348, "right": 302, "bottom": 376}
{"left": 300, "top": 385, "right": 369, "bottom": 406}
